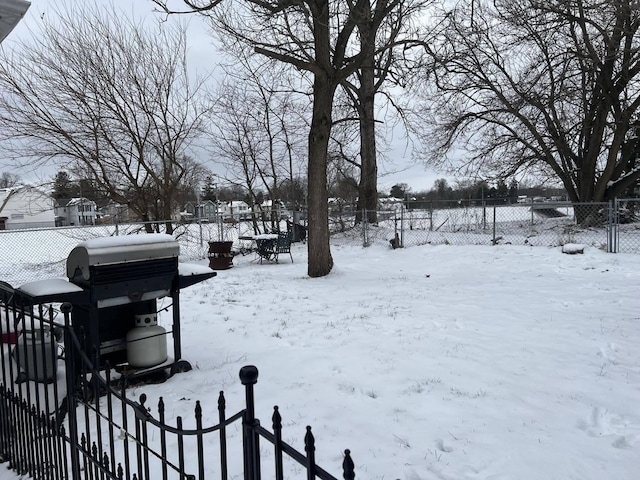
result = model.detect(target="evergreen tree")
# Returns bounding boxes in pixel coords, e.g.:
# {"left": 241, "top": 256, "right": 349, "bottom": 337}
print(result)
{"left": 508, "top": 179, "right": 519, "bottom": 202}
{"left": 201, "top": 176, "right": 217, "bottom": 202}
{"left": 390, "top": 183, "right": 408, "bottom": 199}
{"left": 52, "top": 171, "right": 79, "bottom": 199}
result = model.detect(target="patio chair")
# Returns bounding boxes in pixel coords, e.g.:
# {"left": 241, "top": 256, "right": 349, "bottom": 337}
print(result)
{"left": 274, "top": 231, "right": 293, "bottom": 263}
{"left": 255, "top": 237, "right": 277, "bottom": 263}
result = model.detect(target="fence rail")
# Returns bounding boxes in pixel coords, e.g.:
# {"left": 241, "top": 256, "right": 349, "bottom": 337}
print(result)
{"left": 0, "top": 200, "right": 638, "bottom": 286}
{"left": 0, "top": 286, "right": 353, "bottom": 480}
{"left": 329, "top": 200, "right": 640, "bottom": 253}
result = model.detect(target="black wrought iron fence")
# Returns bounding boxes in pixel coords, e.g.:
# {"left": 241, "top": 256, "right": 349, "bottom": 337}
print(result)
{"left": 0, "top": 285, "right": 354, "bottom": 480}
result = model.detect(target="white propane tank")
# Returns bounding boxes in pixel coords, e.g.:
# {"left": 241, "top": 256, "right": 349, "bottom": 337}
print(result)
{"left": 126, "top": 313, "right": 168, "bottom": 368}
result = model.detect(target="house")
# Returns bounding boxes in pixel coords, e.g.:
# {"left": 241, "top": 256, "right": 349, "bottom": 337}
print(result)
{"left": 54, "top": 197, "right": 98, "bottom": 226}
{"left": 182, "top": 200, "right": 221, "bottom": 222}
{"left": 0, "top": 186, "right": 56, "bottom": 230}
{"left": 182, "top": 199, "right": 252, "bottom": 222}
{"left": 223, "top": 200, "right": 251, "bottom": 220}
{"left": 379, "top": 197, "right": 404, "bottom": 212}
{"left": 254, "top": 199, "right": 291, "bottom": 220}
{"left": 199, "top": 200, "right": 220, "bottom": 221}
{"left": 98, "top": 201, "right": 130, "bottom": 224}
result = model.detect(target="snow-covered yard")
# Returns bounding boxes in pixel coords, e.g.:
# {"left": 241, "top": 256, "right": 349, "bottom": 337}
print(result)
{"left": 1, "top": 240, "right": 639, "bottom": 479}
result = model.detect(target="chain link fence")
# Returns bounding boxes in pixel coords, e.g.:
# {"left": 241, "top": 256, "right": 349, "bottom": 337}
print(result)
{"left": 0, "top": 212, "right": 292, "bottom": 286}
{"left": 330, "top": 201, "right": 622, "bottom": 252}
{"left": 400, "top": 201, "right": 611, "bottom": 249}
{"left": 0, "top": 200, "right": 636, "bottom": 286}
{"left": 612, "top": 198, "right": 640, "bottom": 253}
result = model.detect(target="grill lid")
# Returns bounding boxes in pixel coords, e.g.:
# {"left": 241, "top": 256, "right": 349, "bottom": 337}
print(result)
{"left": 67, "top": 234, "right": 179, "bottom": 283}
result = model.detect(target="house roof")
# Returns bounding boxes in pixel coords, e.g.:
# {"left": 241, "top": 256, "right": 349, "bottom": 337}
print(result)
{"left": 66, "top": 197, "right": 96, "bottom": 206}
{"left": 0, "top": 0, "right": 30, "bottom": 44}
{"left": 54, "top": 197, "right": 72, "bottom": 207}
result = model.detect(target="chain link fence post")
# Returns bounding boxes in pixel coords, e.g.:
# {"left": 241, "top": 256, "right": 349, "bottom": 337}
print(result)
{"left": 609, "top": 200, "right": 616, "bottom": 253}
{"left": 400, "top": 205, "right": 405, "bottom": 248}
{"left": 492, "top": 206, "right": 497, "bottom": 244}
{"left": 530, "top": 199, "right": 534, "bottom": 226}
{"left": 362, "top": 209, "right": 368, "bottom": 247}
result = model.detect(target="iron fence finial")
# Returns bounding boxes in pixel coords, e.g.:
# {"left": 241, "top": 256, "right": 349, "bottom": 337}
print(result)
{"left": 343, "top": 449, "right": 355, "bottom": 480}
{"left": 239, "top": 365, "right": 259, "bottom": 385}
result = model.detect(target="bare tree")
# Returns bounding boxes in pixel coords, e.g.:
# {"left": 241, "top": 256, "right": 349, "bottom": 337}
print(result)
{"left": 211, "top": 54, "right": 307, "bottom": 233}
{"left": 153, "top": 0, "right": 404, "bottom": 277}
{"left": 0, "top": 3, "right": 211, "bottom": 233}
{"left": 339, "top": 0, "right": 431, "bottom": 224}
{"left": 0, "top": 172, "right": 20, "bottom": 188}
{"left": 417, "top": 0, "right": 640, "bottom": 220}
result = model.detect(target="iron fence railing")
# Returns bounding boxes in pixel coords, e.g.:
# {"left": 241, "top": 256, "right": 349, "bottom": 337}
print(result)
{"left": 0, "top": 285, "right": 353, "bottom": 480}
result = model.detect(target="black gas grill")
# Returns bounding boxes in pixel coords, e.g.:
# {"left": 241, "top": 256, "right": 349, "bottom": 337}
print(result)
{"left": 15, "top": 234, "right": 216, "bottom": 377}
{"left": 66, "top": 235, "right": 180, "bottom": 307}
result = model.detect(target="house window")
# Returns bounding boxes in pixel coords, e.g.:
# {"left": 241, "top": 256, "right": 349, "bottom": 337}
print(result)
{"left": 11, "top": 214, "right": 24, "bottom": 220}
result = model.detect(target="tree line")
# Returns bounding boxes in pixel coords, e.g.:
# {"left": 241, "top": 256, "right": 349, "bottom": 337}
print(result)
{"left": 389, "top": 179, "right": 567, "bottom": 206}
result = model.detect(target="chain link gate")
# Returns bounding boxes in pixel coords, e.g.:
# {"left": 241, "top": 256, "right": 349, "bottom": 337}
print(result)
{"left": 613, "top": 198, "right": 640, "bottom": 253}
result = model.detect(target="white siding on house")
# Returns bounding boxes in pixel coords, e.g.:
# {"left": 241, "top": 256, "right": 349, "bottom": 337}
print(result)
{"left": 0, "top": 186, "right": 55, "bottom": 229}
{"left": 54, "top": 197, "right": 97, "bottom": 226}
{"left": 224, "top": 201, "right": 250, "bottom": 219}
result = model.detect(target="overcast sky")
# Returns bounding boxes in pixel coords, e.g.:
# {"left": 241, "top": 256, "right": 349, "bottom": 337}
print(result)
{"left": 3, "top": 0, "right": 446, "bottom": 194}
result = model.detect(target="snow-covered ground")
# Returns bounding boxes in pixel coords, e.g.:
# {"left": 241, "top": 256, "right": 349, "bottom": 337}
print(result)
{"left": 1, "top": 241, "right": 640, "bottom": 479}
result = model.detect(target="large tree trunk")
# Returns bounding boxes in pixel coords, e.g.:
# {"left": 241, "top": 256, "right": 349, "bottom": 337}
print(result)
{"left": 356, "top": 58, "right": 379, "bottom": 224}
{"left": 355, "top": 13, "right": 378, "bottom": 225}
{"left": 307, "top": 77, "right": 335, "bottom": 277}
{"left": 163, "top": 202, "right": 175, "bottom": 234}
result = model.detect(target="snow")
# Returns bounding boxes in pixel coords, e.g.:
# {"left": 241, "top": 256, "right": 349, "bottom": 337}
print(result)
{"left": 16, "top": 278, "right": 83, "bottom": 297}
{"left": 178, "top": 262, "right": 217, "bottom": 276}
{"left": 1, "top": 242, "right": 640, "bottom": 479}
{"left": 562, "top": 243, "right": 586, "bottom": 254}
{"left": 254, "top": 233, "right": 279, "bottom": 239}
{"left": 77, "top": 233, "right": 175, "bottom": 249}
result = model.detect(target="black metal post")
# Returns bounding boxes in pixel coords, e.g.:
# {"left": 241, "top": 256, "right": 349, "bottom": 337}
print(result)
{"left": 240, "top": 366, "right": 260, "bottom": 480}
{"left": 171, "top": 287, "right": 182, "bottom": 362}
{"left": 304, "top": 426, "right": 316, "bottom": 480}
{"left": 195, "top": 401, "right": 205, "bottom": 480}
{"left": 61, "top": 303, "right": 82, "bottom": 480}
{"left": 159, "top": 398, "right": 168, "bottom": 480}
{"left": 272, "top": 407, "right": 283, "bottom": 480}
{"left": 342, "top": 450, "right": 355, "bottom": 480}
{"left": 218, "top": 392, "right": 228, "bottom": 480}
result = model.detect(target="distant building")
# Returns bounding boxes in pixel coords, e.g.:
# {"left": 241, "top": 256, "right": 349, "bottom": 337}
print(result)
{"left": 182, "top": 200, "right": 221, "bottom": 222}
{"left": 223, "top": 200, "right": 251, "bottom": 219}
{"left": 98, "top": 201, "right": 130, "bottom": 224}
{"left": 379, "top": 197, "right": 404, "bottom": 211}
{"left": 0, "top": 186, "right": 56, "bottom": 230}
{"left": 254, "top": 200, "right": 290, "bottom": 219}
{"left": 54, "top": 197, "right": 98, "bottom": 226}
